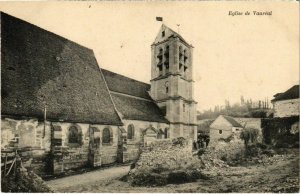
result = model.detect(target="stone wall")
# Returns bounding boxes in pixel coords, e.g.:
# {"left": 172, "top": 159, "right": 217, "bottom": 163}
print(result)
{"left": 1, "top": 116, "right": 175, "bottom": 175}
{"left": 1, "top": 117, "right": 122, "bottom": 175}
{"left": 210, "top": 128, "right": 232, "bottom": 141}
{"left": 234, "top": 117, "right": 263, "bottom": 142}
{"left": 51, "top": 123, "right": 121, "bottom": 173}
{"left": 1, "top": 118, "right": 49, "bottom": 149}
{"left": 122, "top": 119, "right": 169, "bottom": 162}
{"left": 1, "top": 118, "right": 50, "bottom": 175}
{"left": 273, "top": 98, "right": 300, "bottom": 118}
{"left": 234, "top": 117, "right": 261, "bottom": 129}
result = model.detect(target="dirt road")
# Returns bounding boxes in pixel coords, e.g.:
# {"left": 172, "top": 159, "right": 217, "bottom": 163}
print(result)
{"left": 46, "top": 166, "right": 130, "bottom": 192}
{"left": 46, "top": 151, "right": 299, "bottom": 193}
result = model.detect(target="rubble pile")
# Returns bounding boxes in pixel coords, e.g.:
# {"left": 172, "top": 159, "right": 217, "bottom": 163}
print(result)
{"left": 208, "top": 134, "right": 245, "bottom": 164}
{"left": 127, "top": 137, "right": 228, "bottom": 186}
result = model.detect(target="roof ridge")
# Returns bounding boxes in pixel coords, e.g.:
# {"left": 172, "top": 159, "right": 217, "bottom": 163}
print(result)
{"left": 97, "top": 62, "right": 124, "bottom": 125}
{"left": 162, "top": 24, "right": 190, "bottom": 46}
{"left": 221, "top": 115, "right": 243, "bottom": 127}
{"left": 271, "top": 84, "right": 299, "bottom": 102}
{"left": 101, "top": 68, "right": 150, "bottom": 86}
{"left": 110, "top": 91, "right": 152, "bottom": 102}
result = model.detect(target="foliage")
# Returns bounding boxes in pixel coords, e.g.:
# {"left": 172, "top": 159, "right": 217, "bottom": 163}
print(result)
{"left": 1, "top": 167, "right": 53, "bottom": 192}
{"left": 197, "top": 119, "right": 214, "bottom": 134}
{"left": 250, "top": 109, "right": 267, "bottom": 118}
{"left": 198, "top": 96, "right": 272, "bottom": 119}
{"left": 261, "top": 117, "right": 299, "bottom": 147}
{"left": 240, "top": 128, "right": 259, "bottom": 147}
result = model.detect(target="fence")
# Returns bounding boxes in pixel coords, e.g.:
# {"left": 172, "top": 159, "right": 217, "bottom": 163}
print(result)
{"left": 1, "top": 147, "right": 46, "bottom": 178}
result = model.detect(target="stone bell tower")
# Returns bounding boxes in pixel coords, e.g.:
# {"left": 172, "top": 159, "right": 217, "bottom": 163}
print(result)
{"left": 150, "top": 24, "right": 197, "bottom": 140}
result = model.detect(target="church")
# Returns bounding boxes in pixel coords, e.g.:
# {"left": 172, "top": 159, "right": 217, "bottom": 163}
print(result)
{"left": 1, "top": 12, "right": 197, "bottom": 175}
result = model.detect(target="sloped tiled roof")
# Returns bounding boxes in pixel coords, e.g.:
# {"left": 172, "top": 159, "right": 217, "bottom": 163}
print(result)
{"left": 1, "top": 12, "right": 123, "bottom": 125}
{"left": 110, "top": 93, "right": 168, "bottom": 123}
{"left": 102, "top": 69, "right": 169, "bottom": 123}
{"left": 271, "top": 85, "right": 299, "bottom": 102}
{"left": 222, "top": 115, "right": 243, "bottom": 128}
{"left": 102, "top": 69, "right": 152, "bottom": 100}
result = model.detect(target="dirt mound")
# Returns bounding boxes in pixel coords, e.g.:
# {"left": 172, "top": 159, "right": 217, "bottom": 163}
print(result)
{"left": 127, "top": 137, "right": 228, "bottom": 186}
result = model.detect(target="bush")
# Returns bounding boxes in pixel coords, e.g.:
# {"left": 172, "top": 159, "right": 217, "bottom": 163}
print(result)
{"left": 172, "top": 137, "right": 186, "bottom": 146}
{"left": 166, "top": 170, "right": 207, "bottom": 184}
{"left": 131, "top": 172, "right": 167, "bottom": 187}
{"left": 240, "top": 128, "right": 259, "bottom": 147}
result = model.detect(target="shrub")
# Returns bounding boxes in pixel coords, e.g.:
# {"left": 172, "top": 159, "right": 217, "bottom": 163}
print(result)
{"left": 131, "top": 173, "right": 167, "bottom": 187}
{"left": 172, "top": 137, "right": 186, "bottom": 146}
{"left": 240, "top": 128, "right": 259, "bottom": 147}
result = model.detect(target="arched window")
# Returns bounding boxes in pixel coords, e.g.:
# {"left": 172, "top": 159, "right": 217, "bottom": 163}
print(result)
{"left": 68, "top": 125, "right": 82, "bottom": 145}
{"left": 179, "top": 46, "right": 183, "bottom": 70}
{"left": 102, "top": 128, "right": 111, "bottom": 144}
{"left": 127, "top": 124, "right": 135, "bottom": 140}
{"left": 165, "top": 81, "right": 169, "bottom": 93}
{"left": 164, "top": 46, "right": 170, "bottom": 73}
{"left": 157, "top": 48, "right": 163, "bottom": 75}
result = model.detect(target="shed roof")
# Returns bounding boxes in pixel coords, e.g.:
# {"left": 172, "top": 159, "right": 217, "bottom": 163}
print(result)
{"left": 102, "top": 69, "right": 152, "bottom": 100}
{"left": 210, "top": 115, "right": 243, "bottom": 128}
{"left": 271, "top": 85, "right": 299, "bottom": 102}
{"left": 1, "top": 12, "right": 123, "bottom": 125}
{"left": 102, "top": 69, "right": 169, "bottom": 123}
{"left": 222, "top": 115, "right": 243, "bottom": 128}
{"left": 111, "top": 93, "right": 169, "bottom": 123}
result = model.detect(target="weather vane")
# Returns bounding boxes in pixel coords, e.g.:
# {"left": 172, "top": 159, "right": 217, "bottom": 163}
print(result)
{"left": 177, "top": 24, "right": 180, "bottom": 33}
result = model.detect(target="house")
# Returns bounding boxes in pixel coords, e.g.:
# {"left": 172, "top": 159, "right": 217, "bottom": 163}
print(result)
{"left": 271, "top": 85, "right": 299, "bottom": 118}
{"left": 270, "top": 85, "right": 299, "bottom": 137}
{"left": 1, "top": 12, "right": 197, "bottom": 175}
{"left": 209, "top": 115, "right": 243, "bottom": 141}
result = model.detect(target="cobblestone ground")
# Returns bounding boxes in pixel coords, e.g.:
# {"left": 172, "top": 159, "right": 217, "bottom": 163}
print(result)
{"left": 46, "top": 150, "right": 299, "bottom": 193}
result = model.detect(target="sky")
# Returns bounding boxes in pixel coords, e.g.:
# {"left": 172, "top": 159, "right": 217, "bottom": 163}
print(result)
{"left": 1, "top": 1, "right": 299, "bottom": 111}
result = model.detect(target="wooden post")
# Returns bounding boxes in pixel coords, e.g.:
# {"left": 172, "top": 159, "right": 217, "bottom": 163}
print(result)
{"left": 14, "top": 150, "right": 17, "bottom": 181}
{"left": 61, "top": 146, "right": 64, "bottom": 173}
{"left": 4, "top": 153, "right": 7, "bottom": 175}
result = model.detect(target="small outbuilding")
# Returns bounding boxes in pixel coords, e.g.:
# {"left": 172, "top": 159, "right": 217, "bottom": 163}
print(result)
{"left": 209, "top": 115, "right": 243, "bottom": 141}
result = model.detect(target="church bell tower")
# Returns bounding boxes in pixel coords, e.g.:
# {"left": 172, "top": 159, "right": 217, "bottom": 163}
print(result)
{"left": 150, "top": 24, "right": 197, "bottom": 140}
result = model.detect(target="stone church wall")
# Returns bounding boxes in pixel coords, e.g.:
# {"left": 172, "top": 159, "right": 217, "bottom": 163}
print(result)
{"left": 1, "top": 117, "right": 121, "bottom": 176}
{"left": 1, "top": 116, "right": 174, "bottom": 175}
{"left": 122, "top": 119, "right": 169, "bottom": 162}
{"left": 1, "top": 118, "right": 50, "bottom": 176}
